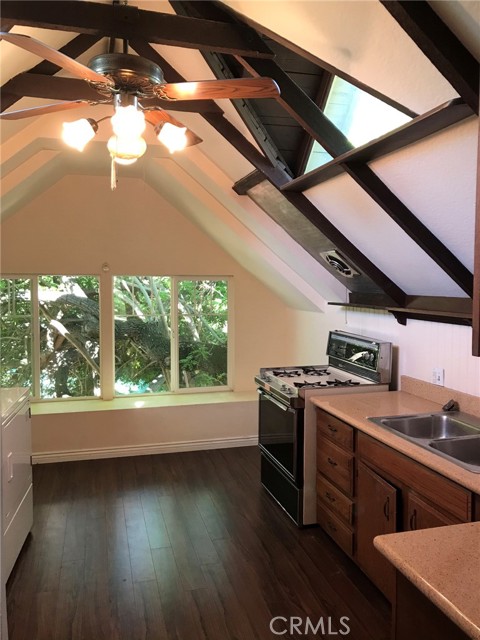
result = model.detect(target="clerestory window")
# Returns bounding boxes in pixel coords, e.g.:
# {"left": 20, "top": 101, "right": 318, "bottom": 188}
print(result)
{"left": 304, "top": 76, "right": 412, "bottom": 174}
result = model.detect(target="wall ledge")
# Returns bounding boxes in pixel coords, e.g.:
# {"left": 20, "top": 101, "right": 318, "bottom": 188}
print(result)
{"left": 32, "top": 434, "right": 258, "bottom": 464}
{"left": 31, "top": 390, "right": 257, "bottom": 416}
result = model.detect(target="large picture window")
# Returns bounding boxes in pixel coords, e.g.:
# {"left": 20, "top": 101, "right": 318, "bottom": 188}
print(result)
{"left": 114, "top": 276, "right": 229, "bottom": 395}
{"left": 0, "top": 274, "right": 230, "bottom": 400}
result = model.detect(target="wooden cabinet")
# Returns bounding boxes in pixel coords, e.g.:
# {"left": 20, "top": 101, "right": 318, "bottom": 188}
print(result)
{"left": 316, "top": 410, "right": 355, "bottom": 557}
{"left": 406, "top": 492, "right": 458, "bottom": 531}
{"left": 315, "top": 408, "right": 474, "bottom": 602}
{"left": 356, "top": 462, "right": 397, "bottom": 601}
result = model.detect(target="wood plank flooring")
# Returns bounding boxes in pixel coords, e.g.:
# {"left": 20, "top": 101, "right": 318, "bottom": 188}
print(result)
{"left": 6, "top": 447, "right": 390, "bottom": 639}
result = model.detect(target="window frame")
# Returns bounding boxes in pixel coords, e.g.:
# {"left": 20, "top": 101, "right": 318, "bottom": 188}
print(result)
{"left": 1, "top": 273, "right": 233, "bottom": 402}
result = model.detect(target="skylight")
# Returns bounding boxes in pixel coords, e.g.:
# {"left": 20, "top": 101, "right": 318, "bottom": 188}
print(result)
{"left": 304, "top": 76, "right": 412, "bottom": 174}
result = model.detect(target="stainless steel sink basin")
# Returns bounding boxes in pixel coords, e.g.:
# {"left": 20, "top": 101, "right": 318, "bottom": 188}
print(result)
{"left": 368, "top": 411, "right": 480, "bottom": 473}
{"left": 430, "top": 435, "right": 480, "bottom": 470}
{"left": 372, "top": 413, "right": 479, "bottom": 440}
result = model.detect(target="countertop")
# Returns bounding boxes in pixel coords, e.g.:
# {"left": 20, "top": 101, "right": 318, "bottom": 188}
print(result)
{"left": 310, "top": 391, "right": 480, "bottom": 493}
{"left": 0, "top": 387, "right": 29, "bottom": 424}
{"left": 374, "top": 522, "right": 480, "bottom": 639}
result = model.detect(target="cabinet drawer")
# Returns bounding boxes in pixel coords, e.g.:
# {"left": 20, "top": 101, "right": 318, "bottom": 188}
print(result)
{"left": 316, "top": 474, "right": 354, "bottom": 524}
{"left": 317, "top": 411, "right": 354, "bottom": 451}
{"left": 317, "top": 437, "right": 354, "bottom": 495}
{"left": 358, "top": 432, "right": 471, "bottom": 522}
{"left": 317, "top": 500, "right": 354, "bottom": 557}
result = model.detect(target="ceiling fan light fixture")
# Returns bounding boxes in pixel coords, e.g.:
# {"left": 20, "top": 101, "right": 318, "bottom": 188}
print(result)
{"left": 155, "top": 122, "right": 188, "bottom": 154}
{"left": 62, "top": 118, "right": 98, "bottom": 152}
{"left": 107, "top": 134, "right": 147, "bottom": 165}
{"left": 111, "top": 104, "right": 146, "bottom": 139}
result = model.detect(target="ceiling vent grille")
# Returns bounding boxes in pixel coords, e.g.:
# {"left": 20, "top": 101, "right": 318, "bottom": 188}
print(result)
{"left": 319, "top": 250, "right": 360, "bottom": 278}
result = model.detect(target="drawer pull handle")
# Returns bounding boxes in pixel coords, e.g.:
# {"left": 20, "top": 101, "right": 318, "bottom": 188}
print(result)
{"left": 327, "top": 425, "right": 338, "bottom": 433}
{"left": 325, "top": 492, "right": 336, "bottom": 503}
{"left": 7, "top": 452, "right": 13, "bottom": 482}
{"left": 383, "top": 497, "right": 390, "bottom": 521}
{"left": 327, "top": 457, "right": 338, "bottom": 467}
{"left": 409, "top": 509, "right": 417, "bottom": 531}
{"left": 327, "top": 521, "right": 337, "bottom": 533}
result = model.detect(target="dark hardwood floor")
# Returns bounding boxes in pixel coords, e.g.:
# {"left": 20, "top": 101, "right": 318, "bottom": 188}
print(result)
{"left": 6, "top": 447, "right": 390, "bottom": 639}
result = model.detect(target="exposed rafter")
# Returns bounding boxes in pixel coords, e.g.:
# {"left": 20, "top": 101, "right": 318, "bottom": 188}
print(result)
{"left": 381, "top": 0, "right": 479, "bottom": 115}
{"left": 283, "top": 99, "right": 475, "bottom": 192}
{"left": 237, "top": 56, "right": 354, "bottom": 158}
{"left": 0, "top": 1, "right": 274, "bottom": 58}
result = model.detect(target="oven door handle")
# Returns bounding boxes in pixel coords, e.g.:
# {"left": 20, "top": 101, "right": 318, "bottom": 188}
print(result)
{"left": 257, "top": 389, "right": 289, "bottom": 412}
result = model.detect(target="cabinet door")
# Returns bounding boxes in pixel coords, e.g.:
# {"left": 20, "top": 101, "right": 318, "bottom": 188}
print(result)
{"left": 356, "top": 461, "right": 397, "bottom": 601}
{"left": 406, "top": 492, "right": 458, "bottom": 531}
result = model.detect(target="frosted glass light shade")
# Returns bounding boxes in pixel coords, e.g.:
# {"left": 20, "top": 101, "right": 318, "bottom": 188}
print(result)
{"left": 62, "top": 118, "right": 97, "bottom": 151}
{"left": 156, "top": 122, "right": 188, "bottom": 153}
{"left": 111, "top": 105, "right": 146, "bottom": 138}
{"left": 107, "top": 135, "right": 147, "bottom": 164}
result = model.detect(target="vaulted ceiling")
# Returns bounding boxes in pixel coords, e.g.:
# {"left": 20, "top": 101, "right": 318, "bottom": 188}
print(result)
{"left": 1, "top": 1, "right": 479, "bottom": 345}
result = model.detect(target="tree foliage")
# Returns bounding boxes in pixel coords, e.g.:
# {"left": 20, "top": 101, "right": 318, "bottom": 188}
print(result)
{"left": 0, "top": 276, "right": 228, "bottom": 398}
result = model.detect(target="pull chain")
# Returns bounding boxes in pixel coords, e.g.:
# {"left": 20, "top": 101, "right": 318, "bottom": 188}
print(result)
{"left": 110, "top": 157, "right": 117, "bottom": 191}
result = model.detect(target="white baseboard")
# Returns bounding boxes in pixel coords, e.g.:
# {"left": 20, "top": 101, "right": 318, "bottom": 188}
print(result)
{"left": 32, "top": 435, "right": 259, "bottom": 464}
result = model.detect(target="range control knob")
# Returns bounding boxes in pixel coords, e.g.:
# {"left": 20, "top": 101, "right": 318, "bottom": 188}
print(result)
{"left": 281, "top": 384, "right": 289, "bottom": 391}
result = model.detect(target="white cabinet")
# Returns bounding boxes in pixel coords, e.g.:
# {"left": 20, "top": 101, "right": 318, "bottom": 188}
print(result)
{"left": 1, "top": 388, "right": 33, "bottom": 638}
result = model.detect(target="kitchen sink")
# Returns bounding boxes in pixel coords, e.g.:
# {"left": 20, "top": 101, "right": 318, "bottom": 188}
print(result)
{"left": 430, "top": 436, "right": 480, "bottom": 468}
{"left": 370, "top": 413, "right": 479, "bottom": 440}
{"left": 368, "top": 411, "right": 480, "bottom": 473}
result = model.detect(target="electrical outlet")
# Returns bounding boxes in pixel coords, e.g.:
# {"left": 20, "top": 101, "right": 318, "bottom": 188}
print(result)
{"left": 432, "top": 367, "right": 444, "bottom": 386}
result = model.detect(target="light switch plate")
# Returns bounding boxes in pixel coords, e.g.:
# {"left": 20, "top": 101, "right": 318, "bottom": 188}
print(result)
{"left": 432, "top": 367, "right": 444, "bottom": 386}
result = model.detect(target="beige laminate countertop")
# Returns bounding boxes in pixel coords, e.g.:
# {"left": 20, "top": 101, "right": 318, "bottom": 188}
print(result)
{"left": 310, "top": 391, "right": 480, "bottom": 493}
{"left": 375, "top": 522, "right": 480, "bottom": 639}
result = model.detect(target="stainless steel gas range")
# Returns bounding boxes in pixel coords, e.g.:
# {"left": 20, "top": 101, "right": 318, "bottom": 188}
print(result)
{"left": 255, "top": 330, "right": 392, "bottom": 526}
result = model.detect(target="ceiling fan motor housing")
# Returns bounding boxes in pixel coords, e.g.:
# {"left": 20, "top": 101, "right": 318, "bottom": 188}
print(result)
{"left": 88, "top": 53, "right": 165, "bottom": 97}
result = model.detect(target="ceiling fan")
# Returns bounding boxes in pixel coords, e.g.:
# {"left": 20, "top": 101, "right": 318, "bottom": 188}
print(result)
{"left": 0, "top": 31, "right": 280, "bottom": 184}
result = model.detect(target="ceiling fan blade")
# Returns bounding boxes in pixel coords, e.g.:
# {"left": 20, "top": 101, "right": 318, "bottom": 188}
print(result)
{"left": 0, "top": 32, "right": 113, "bottom": 86}
{"left": 144, "top": 110, "right": 203, "bottom": 147}
{"left": 154, "top": 77, "right": 280, "bottom": 101}
{"left": 0, "top": 100, "right": 95, "bottom": 120}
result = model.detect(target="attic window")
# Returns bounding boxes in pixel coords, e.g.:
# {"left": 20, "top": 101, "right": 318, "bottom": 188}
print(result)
{"left": 304, "top": 76, "right": 412, "bottom": 173}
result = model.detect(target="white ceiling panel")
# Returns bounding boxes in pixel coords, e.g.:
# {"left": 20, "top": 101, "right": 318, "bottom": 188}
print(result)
{"left": 370, "top": 118, "right": 478, "bottom": 271}
{"left": 304, "top": 173, "right": 468, "bottom": 297}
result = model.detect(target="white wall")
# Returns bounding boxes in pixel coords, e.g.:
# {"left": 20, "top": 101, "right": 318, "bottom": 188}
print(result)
{"left": 1, "top": 174, "right": 478, "bottom": 459}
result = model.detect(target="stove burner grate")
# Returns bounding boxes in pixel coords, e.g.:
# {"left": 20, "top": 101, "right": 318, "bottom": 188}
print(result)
{"left": 272, "top": 369, "right": 303, "bottom": 378}
{"left": 302, "top": 367, "right": 329, "bottom": 376}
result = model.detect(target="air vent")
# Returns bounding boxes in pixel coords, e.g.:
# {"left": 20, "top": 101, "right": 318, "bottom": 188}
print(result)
{"left": 319, "top": 250, "right": 360, "bottom": 278}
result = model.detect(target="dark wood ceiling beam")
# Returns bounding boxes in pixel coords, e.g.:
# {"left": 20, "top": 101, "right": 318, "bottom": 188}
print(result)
{"left": 1, "top": 33, "right": 102, "bottom": 113}
{"left": 168, "top": 1, "right": 292, "bottom": 175}
{"left": 0, "top": 1, "right": 274, "bottom": 58}
{"left": 343, "top": 161, "right": 474, "bottom": 297}
{"left": 202, "top": 113, "right": 292, "bottom": 186}
{"left": 294, "top": 72, "right": 334, "bottom": 177}
{"left": 207, "top": 113, "right": 406, "bottom": 306}
{"left": 283, "top": 98, "right": 474, "bottom": 192}
{"left": 380, "top": 0, "right": 479, "bottom": 114}
{"left": 1, "top": 73, "right": 223, "bottom": 113}
{"left": 284, "top": 191, "right": 407, "bottom": 306}
{"left": 237, "top": 56, "right": 354, "bottom": 158}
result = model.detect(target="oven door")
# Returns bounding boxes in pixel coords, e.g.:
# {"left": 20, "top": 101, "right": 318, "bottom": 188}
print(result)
{"left": 257, "top": 388, "right": 304, "bottom": 485}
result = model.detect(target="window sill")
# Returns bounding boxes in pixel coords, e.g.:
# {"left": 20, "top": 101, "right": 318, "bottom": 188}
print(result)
{"left": 31, "top": 390, "right": 257, "bottom": 416}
